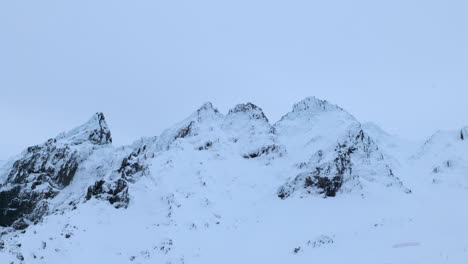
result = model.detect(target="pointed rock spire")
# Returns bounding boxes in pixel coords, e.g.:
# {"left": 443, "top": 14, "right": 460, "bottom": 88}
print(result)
{"left": 194, "top": 102, "right": 221, "bottom": 122}
{"left": 57, "top": 112, "right": 112, "bottom": 145}
{"left": 88, "top": 112, "right": 112, "bottom": 145}
{"left": 0, "top": 113, "right": 113, "bottom": 229}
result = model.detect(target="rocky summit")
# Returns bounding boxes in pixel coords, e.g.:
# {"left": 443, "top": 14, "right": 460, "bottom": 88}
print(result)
{"left": 0, "top": 97, "right": 467, "bottom": 264}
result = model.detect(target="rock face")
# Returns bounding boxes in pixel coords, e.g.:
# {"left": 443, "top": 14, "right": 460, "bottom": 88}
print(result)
{"left": 278, "top": 128, "right": 404, "bottom": 198}
{"left": 0, "top": 97, "right": 409, "bottom": 231}
{"left": 275, "top": 97, "right": 406, "bottom": 198}
{"left": 55, "top": 112, "right": 112, "bottom": 145}
{"left": 156, "top": 102, "right": 223, "bottom": 151}
{"left": 0, "top": 113, "right": 112, "bottom": 229}
{"left": 85, "top": 137, "right": 157, "bottom": 208}
{"left": 227, "top": 103, "right": 269, "bottom": 122}
{"left": 156, "top": 102, "right": 284, "bottom": 159}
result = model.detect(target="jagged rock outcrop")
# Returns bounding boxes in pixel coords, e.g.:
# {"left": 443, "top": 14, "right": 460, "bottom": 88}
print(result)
{"left": 0, "top": 113, "right": 112, "bottom": 229}
{"left": 224, "top": 103, "right": 285, "bottom": 159}
{"left": 227, "top": 103, "right": 269, "bottom": 122}
{"left": 85, "top": 178, "right": 129, "bottom": 208}
{"left": 242, "top": 144, "right": 284, "bottom": 159}
{"left": 223, "top": 103, "right": 275, "bottom": 135}
{"left": 0, "top": 97, "right": 412, "bottom": 231}
{"left": 85, "top": 137, "right": 157, "bottom": 208}
{"left": 55, "top": 112, "right": 112, "bottom": 145}
{"left": 156, "top": 102, "right": 223, "bottom": 151}
{"left": 156, "top": 102, "right": 285, "bottom": 160}
{"left": 278, "top": 142, "right": 353, "bottom": 198}
{"left": 275, "top": 97, "right": 407, "bottom": 198}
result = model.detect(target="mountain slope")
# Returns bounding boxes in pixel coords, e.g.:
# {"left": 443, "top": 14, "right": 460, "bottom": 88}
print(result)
{"left": 274, "top": 97, "right": 407, "bottom": 198}
{"left": 0, "top": 97, "right": 467, "bottom": 264}
{"left": 0, "top": 113, "right": 112, "bottom": 229}
{"left": 408, "top": 127, "right": 468, "bottom": 188}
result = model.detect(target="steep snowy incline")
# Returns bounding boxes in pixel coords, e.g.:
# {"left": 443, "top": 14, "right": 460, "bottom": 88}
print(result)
{"left": 0, "top": 113, "right": 113, "bottom": 230}
{"left": 155, "top": 102, "right": 224, "bottom": 152}
{"left": 361, "top": 122, "right": 421, "bottom": 172}
{"left": 155, "top": 102, "right": 284, "bottom": 160}
{"left": 0, "top": 97, "right": 467, "bottom": 264}
{"left": 406, "top": 127, "right": 468, "bottom": 188}
{"left": 274, "top": 97, "right": 407, "bottom": 198}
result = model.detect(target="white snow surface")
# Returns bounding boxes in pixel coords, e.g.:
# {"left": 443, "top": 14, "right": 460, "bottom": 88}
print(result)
{"left": 1, "top": 97, "right": 467, "bottom": 264}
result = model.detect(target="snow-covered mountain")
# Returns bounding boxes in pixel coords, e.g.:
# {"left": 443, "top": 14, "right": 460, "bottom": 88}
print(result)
{"left": 1, "top": 97, "right": 467, "bottom": 264}
{"left": 274, "top": 97, "right": 407, "bottom": 198}
{"left": 409, "top": 127, "right": 468, "bottom": 188}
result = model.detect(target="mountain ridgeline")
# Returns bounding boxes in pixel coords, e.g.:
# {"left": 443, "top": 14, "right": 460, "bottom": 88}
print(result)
{"left": 1, "top": 96, "right": 445, "bottom": 231}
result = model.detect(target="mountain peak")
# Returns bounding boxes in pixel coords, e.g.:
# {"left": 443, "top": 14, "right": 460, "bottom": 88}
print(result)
{"left": 227, "top": 103, "right": 269, "bottom": 122}
{"left": 198, "top": 102, "right": 217, "bottom": 112}
{"left": 56, "top": 112, "right": 112, "bottom": 145}
{"left": 193, "top": 102, "right": 221, "bottom": 122}
{"left": 292, "top": 96, "right": 343, "bottom": 114}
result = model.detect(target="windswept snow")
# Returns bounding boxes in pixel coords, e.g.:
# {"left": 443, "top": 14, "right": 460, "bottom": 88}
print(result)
{"left": 0, "top": 97, "right": 467, "bottom": 264}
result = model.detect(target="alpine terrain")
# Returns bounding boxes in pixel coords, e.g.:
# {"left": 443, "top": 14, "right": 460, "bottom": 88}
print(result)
{"left": 0, "top": 97, "right": 467, "bottom": 263}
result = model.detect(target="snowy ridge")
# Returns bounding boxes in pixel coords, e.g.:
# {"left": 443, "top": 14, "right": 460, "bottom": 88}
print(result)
{"left": 156, "top": 102, "right": 223, "bottom": 152}
{"left": 274, "top": 97, "right": 406, "bottom": 198}
{"left": 409, "top": 127, "right": 468, "bottom": 187}
{"left": 0, "top": 113, "right": 113, "bottom": 230}
{"left": 56, "top": 112, "right": 112, "bottom": 145}
{"left": 0, "top": 97, "right": 467, "bottom": 264}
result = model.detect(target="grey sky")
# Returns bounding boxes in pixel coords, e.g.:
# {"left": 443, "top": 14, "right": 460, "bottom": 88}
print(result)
{"left": 1, "top": 0, "right": 467, "bottom": 160}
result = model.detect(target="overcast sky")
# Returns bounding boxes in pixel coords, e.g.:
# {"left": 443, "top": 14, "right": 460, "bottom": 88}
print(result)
{"left": 1, "top": 0, "right": 467, "bottom": 160}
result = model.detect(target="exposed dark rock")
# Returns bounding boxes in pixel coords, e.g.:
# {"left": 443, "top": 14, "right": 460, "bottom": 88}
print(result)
{"left": 85, "top": 137, "right": 156, "bottom": 208}
{"left": 242, "top": 145, "right": 284, "bottom": 159}
{"left": 12, "top": 218, "right": 31, "bottom": 230}
{"left": 198, "top": 141, "right": 213, "bottom": 151}
{"left": 0, "top": 140, "right": 79, "bottom": 228}
{"left": 432, "top": 160, "right": 454, "bottom": 175}
{"left": 278, "top": 127, "right": 404, "bottom": 199}
{"left": 0, "top": 113, "right": 112, "bottom": 229}
{"left": 6, "top": 140, "right": 80, "bottom": 187}
{"left": 158, "top": 239, "right": 173, "bottom": 254}
{"left": 291, "top": 96, "right": 343, "bottom": 114}
{"left": 88, "top": 112, "right": 113, "bottom": 145}
{"left": 118, "top": 147, "right": 149, "bottom": 178}
{"left": 304, "top": 175, "right": 343, "bottom": 197}
{"left": 85, "top": 178, "right": 129, "bottom": 208}
{"left": 174, "top": 121, "right": 194, "bottom": 140}
{"left": 278, "top": 143, "right": 353, "bottom": 198}
{"left": 307, "top": 235, "right": 334, "bottom": 248}
{"left": 228, "top": 103, "right": 269, "bottom": 122}
{"left": 461, "top": 130, "right": 465, "bottom": 141}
